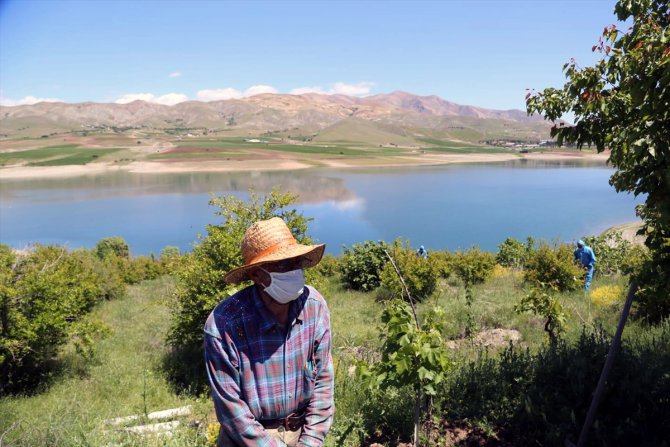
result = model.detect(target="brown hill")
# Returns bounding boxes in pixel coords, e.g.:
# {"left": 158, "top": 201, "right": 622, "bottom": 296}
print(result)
{"left": 0, "top": 91, "right": 553, "bottom": 144}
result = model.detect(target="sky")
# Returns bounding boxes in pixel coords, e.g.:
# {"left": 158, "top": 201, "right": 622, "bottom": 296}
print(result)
{"left": 0, "top": 0, "right": 621, "bottom": 111}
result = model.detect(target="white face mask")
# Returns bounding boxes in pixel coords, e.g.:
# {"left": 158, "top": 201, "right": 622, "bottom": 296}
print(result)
{"left": 260, "top": 268, "right": 305, "bottom": 304}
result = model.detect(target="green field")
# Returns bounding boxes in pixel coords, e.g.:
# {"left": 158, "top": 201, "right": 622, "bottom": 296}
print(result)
{"left": 147, "top": 151, "right": 245, "bottom": 160}
{"left": 0, "top": 267, "right": 638, "bottom": 446}
{"left": 417, "top": 137, "right": 512, "bottom": 154}
{"left": 174, "top": 138, "right": 404, "bottom": 157}
{"left": 0, "top": 145, "right": 123, "bottom": 166}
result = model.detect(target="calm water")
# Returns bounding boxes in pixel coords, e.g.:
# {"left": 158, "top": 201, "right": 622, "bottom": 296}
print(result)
{"left": 0, "top": 161, "right": 643, "bottom": 255}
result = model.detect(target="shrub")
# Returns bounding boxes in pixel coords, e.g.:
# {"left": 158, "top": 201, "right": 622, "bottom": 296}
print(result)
{"left": 496, "top": 237, "right": 531, "bottom": 269}
{"left": 582, "top": 232, "right": 633, "bottom": 276}
{"left": 620, "top": 244, "right": 649, "bottom": 276}
{"left": 340, "top": 240, "right": 388, "bottom": 292}
{"left": 440, "top": 325, "right": 670, "bottom": 446}
{"left": 452, "top": 247, "right": 496, "bottom": 286}
{"left": 74, "top": 249, "right": 126, "bottom": 301}
{"left": 160, "top": 246, "right": 184, "bottom": 273}
{"left": 0, "top": 244, "right": 110, "bottom": 394}
{"left": 314, "top": 253, "right": 340, "bottom": 277}
{"left": 378, "top": 240, "right": 440, "bottom": 302}
{"left": 523, "top": 242, "right": 581, "bottom": 292}
{"left": 515, "top": 287, "right": 566, "bottom": 343}
{"left": 122, "top": 255, "right": 164, "bottom": 284}
{"left": 430, "top": 250, "right": 453, "bottom": 279}
{"left": 168, "top": 189, "right": 312, "bottom": 351}
{"left": 95, "top": 236, "right": 130, "bottom": 259}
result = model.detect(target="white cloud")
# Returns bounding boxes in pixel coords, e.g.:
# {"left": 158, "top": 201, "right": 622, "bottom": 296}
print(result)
{"left": 196, "top": 85, "right": 279, "bottom": 101}
{"left": 169, "top": 71, "right": 182, "bottom": 78}
{"left": 114, "top": 92, "right": 188, "bottom": 105}
{"left": 196, "top": 88, "right": 243, "bottom": 101}
{"left": 290, "top": 82, "right": 375, "bottom": 97}
{"left": 0, "top": 95, "right": 63, "bottom": 106}
{"left": 329, "top": 82, "right": 375, "bottom": 96}
{"left": 155, "top": 93, "right": 189, "bottom": 105}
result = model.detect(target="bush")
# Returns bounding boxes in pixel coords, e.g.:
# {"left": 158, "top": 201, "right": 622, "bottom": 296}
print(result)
{"left": 0, "top": 244, "right": 110, "bottom": 394}
{"left": 159, "top": 246, "right": 184, "bottom": 273}
{"left": 430, "top": 250, "right": 453, "bottom": 279}
{"left": 340, "top": 240, "right": 388, "bottom": 292}
{"left": 452, "top": 247, "right": 496, "bottom": 286}
{"left": 523, "top": 242, "right": 582, "bottom": 292}
{"left": 496, "top": 237, "right": 532, "bottom": 269}
{"left": 121, "top": 255, "right": 165, "bottom": 284}
{"left": 582, "top": 232, "right": 633, "bottom": 276}
{"left": 168, "top": 189, "right": 313, "bottom": 351}
{"left": 95, "top": 236, "right": 130, "bottom": 259}
{"left": 377, "top": 240, "right": 439, "bottom": 302}
{"left": 440, "top": 324, "right": 670, "bottom": 446}
{"left": 620, "top": 243, "right": 649, "bottom": 276}
{"left": 314, "top": 253, "right": 340, "bottom": 277}
{"left": 515, "top": 287, "right": 566, "bottom": 343}
{"left": 75, "top": 249, "right": 126, "bottom": 301}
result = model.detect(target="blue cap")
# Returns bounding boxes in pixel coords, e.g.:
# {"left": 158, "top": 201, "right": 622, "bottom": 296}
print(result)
{"left": 577, "top": 239, "right": 584, "bottom": 246}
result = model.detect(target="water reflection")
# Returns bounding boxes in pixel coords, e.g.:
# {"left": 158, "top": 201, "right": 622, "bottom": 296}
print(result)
{"left": 0, "top": 170, "right": 355, "bottom": 204}
{"left": 0, "top": 160, "right": 642, "bottom": 255}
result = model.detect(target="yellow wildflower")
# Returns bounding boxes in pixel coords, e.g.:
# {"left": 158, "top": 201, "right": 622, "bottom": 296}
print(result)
{"left": 206, "top": 422, "right": 220, "bottom": 447}
{"left": 591, "top": 285, "right": 624, "bottom": 307}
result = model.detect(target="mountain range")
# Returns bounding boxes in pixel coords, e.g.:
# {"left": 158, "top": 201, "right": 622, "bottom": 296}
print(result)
{"left": 0, "top": 91, "right": 554, "bottom": 145}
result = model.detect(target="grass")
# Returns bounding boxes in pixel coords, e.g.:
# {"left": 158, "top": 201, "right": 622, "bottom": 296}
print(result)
{"left": 0, "top": 277, "right": 211, "bottom": 447}
{"left": 147, "top": 151, "right": 244, "bottom": 160}
{"left": 416, "top": 137, "right": 513, "bottom": 154}
{"left": 173, "top": 138, "right": 405, "bottom": 157}
{"left": 0, "top": 268, "right": 639, "bottom": 446}
{"left": 0, "top": 145, "right": 123, "bottom": 166}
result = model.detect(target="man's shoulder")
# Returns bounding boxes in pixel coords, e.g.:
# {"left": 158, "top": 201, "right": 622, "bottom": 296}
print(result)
{"left": 305, "top": 285, "right": 327, "bottom": 306}
{"left": 303, "top": 286, "right": 330, "bottom": 320}
{"left": 204, "top": 285, "right": 255, "bottom": 339}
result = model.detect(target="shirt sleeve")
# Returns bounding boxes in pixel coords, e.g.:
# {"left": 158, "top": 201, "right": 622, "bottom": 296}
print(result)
{"left": 204, "top": 328, "right": 281, "bottom": 447}
{"left": 298, "top": 301, "right": 335, "bottom": 447}
{"left": 589, "top": 248, "right": 597, "bottom": 265}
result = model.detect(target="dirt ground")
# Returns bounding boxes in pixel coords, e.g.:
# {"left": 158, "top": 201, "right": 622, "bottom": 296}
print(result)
{"left": 0, "top": 149, "right": 610, "bottom": 179}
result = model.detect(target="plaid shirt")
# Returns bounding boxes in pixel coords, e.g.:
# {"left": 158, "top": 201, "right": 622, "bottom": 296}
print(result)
{"left": 204, "top": 285, "right": 334, "bottom": 447}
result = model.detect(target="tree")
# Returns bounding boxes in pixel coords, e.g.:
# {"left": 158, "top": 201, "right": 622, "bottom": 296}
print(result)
{"left": 526, "top": 0, "right": 670, "bottom": 320}
{"left": 168, "top": 189, "right": 312, "bottom": 349}
{"left": 0, "top": 245, "right": 110, "bottom": 394}
{"left": 95, "top": 236, "right": 130, "bottom": 259}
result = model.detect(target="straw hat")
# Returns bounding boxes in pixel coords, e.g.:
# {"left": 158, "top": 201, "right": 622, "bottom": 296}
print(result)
{"left": 224, "top": 217, "right": 325, "bottom": 284}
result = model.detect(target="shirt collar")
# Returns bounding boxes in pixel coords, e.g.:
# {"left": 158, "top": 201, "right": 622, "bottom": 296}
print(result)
{"left": 252, "top": 286, "right": 308, "bottom": 333}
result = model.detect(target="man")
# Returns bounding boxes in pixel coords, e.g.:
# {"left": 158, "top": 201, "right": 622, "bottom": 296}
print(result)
{"left": 204, "top": 217, "right": 334, "bottom": 447}
{"left": 416, "top": 245, "right": 428, "bottom": 259}
{"left": 574, "top": 239, "right": 597, "bottom": 290}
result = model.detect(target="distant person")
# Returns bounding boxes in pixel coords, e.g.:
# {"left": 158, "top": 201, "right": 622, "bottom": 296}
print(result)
{"left": 416, "top": 245, "right": 428, "bottom": 259}
{"left": 574, "top": 239, "right": 596, "bottom": 290}
{"left": 204, "top": 217, "right": 334, "bottom": 446}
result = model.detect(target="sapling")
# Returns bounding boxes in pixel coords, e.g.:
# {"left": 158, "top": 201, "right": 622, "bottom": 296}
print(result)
{"left": 357, "top": 250, "right": 450, "bottom": 447}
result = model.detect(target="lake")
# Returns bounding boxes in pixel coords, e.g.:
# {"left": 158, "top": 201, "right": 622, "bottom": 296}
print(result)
{"left": 0, "top": 160, "right": 644, "bottom": 255}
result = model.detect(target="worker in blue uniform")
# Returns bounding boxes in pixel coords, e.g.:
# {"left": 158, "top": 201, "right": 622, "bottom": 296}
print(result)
{"left": 574, "top": 239, "right": 597, "bottom": 290}
{"left": 416, "top": 245, "right": 428, "bottom": 259}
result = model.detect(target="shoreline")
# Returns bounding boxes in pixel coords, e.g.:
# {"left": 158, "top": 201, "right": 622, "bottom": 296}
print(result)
{"left": 0, "top": 150, "right": 610, "bottom": 180}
